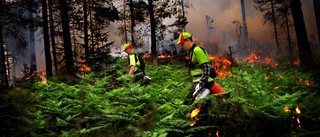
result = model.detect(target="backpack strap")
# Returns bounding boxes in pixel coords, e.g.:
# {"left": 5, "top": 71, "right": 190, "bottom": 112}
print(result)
{"left": 189, "top": 44, "right": 209, "bottom": 68}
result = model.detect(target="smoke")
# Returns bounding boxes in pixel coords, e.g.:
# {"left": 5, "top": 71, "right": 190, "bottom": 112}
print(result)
{"left": 33, "top": 0, "right": 317, "bottom": 73}
{"left": 184, "top": 0, "right": 317, "bottom": 54}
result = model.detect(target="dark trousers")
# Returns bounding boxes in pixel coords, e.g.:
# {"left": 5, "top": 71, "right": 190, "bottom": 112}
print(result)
{"left": 131, "top": 72, "right": 145, "bottom": 83}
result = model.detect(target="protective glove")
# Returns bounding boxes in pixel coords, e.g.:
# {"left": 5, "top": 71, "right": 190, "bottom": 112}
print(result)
{"left": 195, "top": 83, "right": 201, "bottom": 91}
{"left": 192, "top": 83, "right": 201, "bottom": 97}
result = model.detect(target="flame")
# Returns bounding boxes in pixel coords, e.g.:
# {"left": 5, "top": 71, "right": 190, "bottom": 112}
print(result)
{"left": 297, "top": 78, "right": 302, "bottom": 84}
{"left": 39, "top": 72, "right": 47, "bottom": 85}
{"left": 284, "top": 105, "right": 290, "bottom": 113}
{"left": 190, "top": 107, "right": 201, "bottom": 118}
{"left": 208, "top": 54, "right": 216, "bottom": 60}
{"left": 297, "top": 116, "right": 301, "bottom": 128}
{"left": 78, "top": 58, "right": 91, "bottom": 72}
{"left": 246, "top": 50, "right": 261, "bottom": 62}
{"left": 157, "top": 54, "right": 173, "bottom": 59}
{"left": 216, "top": 131, "right": 220, "bottom": 137}
{"left": 295, "top": 106, "right": 301, "bottom": 114}
{"left": 305, "top": 79, "right": 312, "bottom": 86}
{"left": 189, "top": 107, "right": 201, "bottom": 126}
{"left": 265, "top": 56, "right": 278, "bottom": 67}
{"left": 293, "top": 59, "right": 300, "bottom": 65}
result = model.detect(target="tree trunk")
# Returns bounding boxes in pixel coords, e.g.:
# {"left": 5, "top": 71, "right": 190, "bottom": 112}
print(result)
{"left": 313, "top": 0, "right": 320, "bottom": 44}
{"left": 240, "top": 0, "right": 249, "bottom": 42}
{"left": 83, "top": 0, "right": 89, "bottom": 60}
{"left": 48, "top": 0, "right": 57, "bottom": 71}
{"left": 129, "top": 0, "right": 135, "bottom": 45}
{"left": 290, "top": 0, "right": 315, "bottom": 70}
{"left": 0, "top": 27, "right": 8, "bottom": 89}
{"left": 270, "top": 0, "right": 280, "bottom": 50}
{"left": 58, "top": 0, "right": 75, "bottom": 75}
{"left": 28, "top": 8, "right": 37, "bottom": 75}
{"left": 123, "top": 0, "right": 128, "bottom": 43}
{"left": 284, "top": 0, "right": 293, "bottom": 62}
{"left": 148, "top": 0, "right": 158, "bottom": 65}
{"left": 42, "top": 0, "right": 53, "bottom": 77}
{"left": 89, "top": 0, "right": 94, "bottom": 55}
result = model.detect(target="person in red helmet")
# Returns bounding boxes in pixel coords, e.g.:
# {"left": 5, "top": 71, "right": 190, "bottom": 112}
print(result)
{"left": 122, "top": 43, "right": 151, "bottom": 87}
{"left": 176, "top": 32, "right": 225, "bottom": 104}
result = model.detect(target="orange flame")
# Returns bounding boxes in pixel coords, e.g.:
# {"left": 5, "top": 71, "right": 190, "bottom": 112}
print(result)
{"left": 189, "top": 107, "right": 201, "bottom": 126}
{"left": 305, "top": 79, "right": 312, "bottom": 86}
{"left": 157, "top": 54, "right": 173, "bottom": 59}
{"left": 295, "top": 106, "right": 301, "bottom": 114}
{"left": 190, "top": 107, "right": 201, "bottom": 118}
{"left": 216, "top": 131, "right": 220, "bottom": 137}
{"left": 284, "top": 105, "right": 290, "bottom": 113}
{"left": 293, "top": 59, "right": 300, "bottom": 65}
{"left": 246, "top": 51, "right": 260, "bottom": 63}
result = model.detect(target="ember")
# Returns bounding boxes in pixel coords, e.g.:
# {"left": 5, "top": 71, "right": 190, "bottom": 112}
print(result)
{"left": 189, "top": 107, "right": 201, "bottom": 126}
{"left": 284, "top": 105, "right": 290, "bottom": 113}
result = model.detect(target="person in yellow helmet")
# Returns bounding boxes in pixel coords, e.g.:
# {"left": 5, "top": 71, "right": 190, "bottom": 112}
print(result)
{"left": 177, "top": 32, "right": 223, "bottom": 105}
{"left": 122, "top": 43, "right": 151, "bottom": 87}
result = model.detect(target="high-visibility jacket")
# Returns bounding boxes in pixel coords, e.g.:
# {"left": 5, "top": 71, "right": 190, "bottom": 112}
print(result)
{"left": 189, "top": 44, "right": 214, "bottom": 83}
{"left": 128, "top": 53, "right": 142, "bottom": 74}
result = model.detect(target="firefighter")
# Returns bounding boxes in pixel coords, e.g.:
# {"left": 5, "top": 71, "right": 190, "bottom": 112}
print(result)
{"left": 122, "top": 43, "right": 151, "bottom": 87}
{"left": 176, "top": 32, "right": 217, "bottom": 105}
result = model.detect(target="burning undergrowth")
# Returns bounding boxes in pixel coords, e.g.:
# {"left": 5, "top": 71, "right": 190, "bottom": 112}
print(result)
{"left": 1, "top": 51, "right": 319, "bottom": 137}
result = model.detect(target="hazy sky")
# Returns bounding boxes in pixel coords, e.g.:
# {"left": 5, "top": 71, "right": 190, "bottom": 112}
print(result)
{"left": 185, "top": 0, "right": 317, "bottom": 47}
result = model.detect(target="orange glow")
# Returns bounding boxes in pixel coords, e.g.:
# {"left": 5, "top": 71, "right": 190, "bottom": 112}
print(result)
{"left": 157, "top": 54, "right": 173, "bottom": 59}
{"left": 284, "top": 105, "right": 290, "bottom": 113}
{"left": 143, "top": 54, "right": 150, "bottom": 58}
{"left": 293, "top": 59, "right": 300, "bottom": 65}
{"left": 295, "top": 106, "right": 301, "bottom": 114}
{"left": 246, "top": 51, "right": 260, "bottom": 63}
{"left": 305, "top": 79, "right": 312, "bottom": 86}
{"left": 297, "top": 116, "right": 301, "bottom": 128}
{"left": 189, "top": 107, "right": 201, "bottom": 126}
{"left": 78, "top": 58, "right": 91, "bottom": 76}
{"left": 208, "top": 54, "right": 217, "bottom": 60}
{"left": 297, "top": 78, "right": 302, "bottom": 84}
{"left": 274, "top": 86, "right": 280, "bottom": 90}
{"left": 190, "top": 107, "right": 201, "bottom": 118}
{"left": 216, "top": 131, "right": 220, "bottom": 137}
{"left": 39, "top": 72, "right": 47, "bottom": 85}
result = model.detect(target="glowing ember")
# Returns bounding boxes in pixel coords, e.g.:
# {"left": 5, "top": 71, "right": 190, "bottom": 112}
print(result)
{"left": 297, "top": 78, "right": 302, "bottom": 84}
{"left": 246, "top": 51, "right": 260, "bottom": 63}
{"left": 189, "top": 117, "right": 198, "bottom": 127}
{"left": 190, "top": 107, "right": 201, "bottom": 119}
{"left": 293, "top": 59, "right": 300, "bottom": 65}
{"left": 295, "top": 106, "right": 301, "bottom": 114}
{"left": 305, "top": 80, "right": 312, "bottom": 86}
{"left": 189, "top": 107, "right": 201, "bottom": 126}
{"left": 78, "top": 58, "right": 91, "bottom": 72}
{"left": 284, "top": 105, "right": 290, "bottom": 113}
{"left": 157, "top": 54, "right": 173, "bottom": 59}
{"left": 216, "top": 131, "right": 220, "bottom": 137}
{"left": 39, "top": 72, "right": 47, "bottom": 85}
